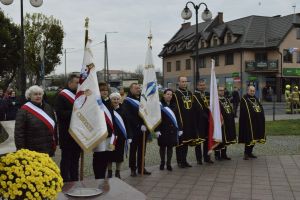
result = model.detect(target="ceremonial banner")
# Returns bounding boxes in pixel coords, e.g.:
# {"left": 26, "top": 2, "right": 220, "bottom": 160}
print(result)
{"left": 69, "top": 40, "right": 108, "bottom": 152}
{"left": 139, "top": 35, "right": 161, "bottom": 131}
{"left": 208, "top": 59, "right": 222, "bottom": 154}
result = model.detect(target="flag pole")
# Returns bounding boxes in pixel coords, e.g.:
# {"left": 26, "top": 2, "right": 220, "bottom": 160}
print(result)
{"left": 141, "top": 130, "right": 146, "bottom": 176}
{"left": 79, "top": 17, "right": 89, "bottom": 181}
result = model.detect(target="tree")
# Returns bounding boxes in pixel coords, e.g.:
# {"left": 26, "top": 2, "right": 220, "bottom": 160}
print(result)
{"left": 134, "top": 64, "right": 144, "bottom": 83}
{"left": 24, "top": 13, "right": 64, "bottom": 85}
{"left": 0, "top": 10, "right": 21, "bottom": 91}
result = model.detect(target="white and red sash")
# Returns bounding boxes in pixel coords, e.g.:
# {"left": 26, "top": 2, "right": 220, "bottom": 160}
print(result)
{"left": 100, "top": 103, "right": 114, "bottom": 131}
{"left": 21, "top": 102, "right": 55, "bottom": 133}
{"left": 59, "top": 89, "right": 75, "bottom": 104}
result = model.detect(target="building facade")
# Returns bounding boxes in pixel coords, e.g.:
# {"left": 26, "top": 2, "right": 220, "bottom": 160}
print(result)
{"left": 159, "top": 12, "right": 300, "bottom": 101}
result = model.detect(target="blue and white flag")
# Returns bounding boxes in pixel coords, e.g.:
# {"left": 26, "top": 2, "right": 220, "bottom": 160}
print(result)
{"left": 69, "top": 39, "right": 108, "bottom": 152}
{"left": 139, "top": 32, "right": 161, "bottom": 131}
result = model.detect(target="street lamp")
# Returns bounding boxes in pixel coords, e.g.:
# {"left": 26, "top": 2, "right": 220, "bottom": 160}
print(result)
{"left": 64, "top": 48, "right": 74, "bottom": 78}
{"left": 104, "top": 31, "right": 117, "bottom": 84}
{"left": 0, "top": 0, "right": 43, "bottom": 100}
{"left": 181, "top": 1, "right": 212, "bottom": 89}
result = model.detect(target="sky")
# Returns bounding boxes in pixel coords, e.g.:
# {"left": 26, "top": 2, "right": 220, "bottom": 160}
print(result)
{"left": 0, "top": 0, "right": 298, "bottom": 75}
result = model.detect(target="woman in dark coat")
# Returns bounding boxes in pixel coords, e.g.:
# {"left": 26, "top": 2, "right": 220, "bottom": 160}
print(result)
{"left": 14, "top": 85, "right": 57, "bottom": 157}
{"left": 107, "top": 92, "right": 130, "bottom": 179}
{"left": 6, "top": 91, "right": 21, "bottom": 120}
{"left": 155, "top": 89, "right": 182, "bottom": 171}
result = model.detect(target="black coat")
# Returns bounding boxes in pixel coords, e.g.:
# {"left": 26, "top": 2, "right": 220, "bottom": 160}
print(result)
{"left": 0, "top": 97, "right": 7, "bottom": 121}
{"left": 193, "top": 91, "right": 210, "bottom": 138}
{"left": 55, "top": 88, "right": 80, "bottom": 149}
{"left": 110, "top": 106, "right": 128, "bottom": 162}
{"left": 155, "top": 101, "right": 182, "bottom": 147}
{"left": 14, "top": 101, "right": 57, "bottom": 156}
{"left": 238, "top": 94, "right": 266, "bottom": 145}
{"left": 122, "top": 93, "right": 144, "bottom": 139}
{"left": 6, "top": 97, "right": 21, "bottom": 120}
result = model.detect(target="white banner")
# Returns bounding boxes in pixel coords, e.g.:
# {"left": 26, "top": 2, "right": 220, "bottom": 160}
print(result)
{"left": 69, "top": 40, "right": 108, "bottom": 152}
{"left": 139, "top": 35, "right": 161, "bottom": 131}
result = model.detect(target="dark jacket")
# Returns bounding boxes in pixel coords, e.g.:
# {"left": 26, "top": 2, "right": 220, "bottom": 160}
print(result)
{"left": 121, "top": 92, "right": 144, "bottom": 139}
{"left": 155, "top": 100, "right": 182, "bottom": 147}
{"left": 0, "top": 96, "right": 7, "bottom": 121}
{"left": 14, "top": 101, "right": 57, "bottom": 156}
{"left": 55, "top": 88, "right": 80, "bottom": 149}
{"left": 6, "top": 96, "right": 21, "bottom": 120}
{"left": 231, "top": 90, "right": 240, "bottom": 104}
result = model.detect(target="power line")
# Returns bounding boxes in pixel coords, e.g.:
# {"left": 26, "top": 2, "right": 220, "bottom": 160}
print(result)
{"left": 66, "top": 40, "right": 105, "bottom": 53}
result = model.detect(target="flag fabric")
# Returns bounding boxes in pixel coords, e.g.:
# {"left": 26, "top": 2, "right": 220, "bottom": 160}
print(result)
{"left": 139, "top": 34, "right": 161, "bottom": 131}
{"left": 69, "top": 39, "right": 108, "bottom": 152}
{"left": 208, "top": 59, "right": 223, "bottom": 154}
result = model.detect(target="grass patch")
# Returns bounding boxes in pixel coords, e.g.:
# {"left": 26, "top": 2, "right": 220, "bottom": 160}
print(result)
{"left": 236, "top": 119, "right": 300, "bottom": 136}
{"left": 265, "top": 119, "right": 300, "bottom": 136}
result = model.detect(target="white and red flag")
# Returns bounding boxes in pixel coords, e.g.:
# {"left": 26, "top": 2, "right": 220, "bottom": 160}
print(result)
{"left": 69, "top": 39, "right": 108, "bottom": 152}
{"left": 208, "top": 59, "right": 223, "bottom": 154}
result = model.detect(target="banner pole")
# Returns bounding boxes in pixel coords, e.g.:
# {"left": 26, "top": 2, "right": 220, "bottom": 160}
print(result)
{"left": 141, "top": 130, "right": 146, "bottom": 176}
{"left": 79, "top": 17, "right": 89, "bottom": 181}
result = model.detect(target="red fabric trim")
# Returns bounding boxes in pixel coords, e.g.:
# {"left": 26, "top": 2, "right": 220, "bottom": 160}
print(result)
{"left": 59, "top": 91, "right": 75, "bottom": 104}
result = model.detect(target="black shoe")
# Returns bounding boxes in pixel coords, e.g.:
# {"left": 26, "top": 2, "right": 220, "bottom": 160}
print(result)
{"left": 204, "top": 159, "right": 214, "bottom": 164}
{"left": 160, "top": 164, "right": 164, "bottom": 170}
{"left": 130, "top": 170, "right": 137, "bottom": 177}
{"left": 115, "top": 170, "right": 121, "bottom": 179}
{"left": 243, "top": 154, "right": 249, "bottom": 160}
{"left": 248, "top": 153, "right": 257, "bottom": 159}
{"left": 183, "top": 162, "right": 192, "bottom": 167}
{"left": 178, "top": 163, "right": 186, "bottom": 168}
{"left": 107, "top": 170, "right": 112, "bottom": 178}
{"left": 215, "top": 154, "right": 222, "bottom": 161}
{"left": 138, "top": 169, "right": 151, "bottom": 175}
{"left": 222, "top": 156, "right": 231, "bottom": 160}
{"left": 167, "top": 165, "right": 172, "bottom": 171}
{"left": 197, "top": 160, "right": 203, "bottom": 165}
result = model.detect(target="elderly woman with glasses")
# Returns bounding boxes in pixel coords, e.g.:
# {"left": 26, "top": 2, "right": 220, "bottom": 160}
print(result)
{"left": 14, "top": 85, "right": 57, "bottom": 156}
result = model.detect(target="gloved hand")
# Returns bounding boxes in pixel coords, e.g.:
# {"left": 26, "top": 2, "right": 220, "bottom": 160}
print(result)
{"left": 141, "top": 125, "right": 147, "bottom": 132}
{"left": 155, "top": 131, "right": 161, "bottom": 138}
{"left": 127, "top": 139, "right": 132, "bottom": 144}
{"left": 178, "top": 131, "right": 183, "bottom": 137}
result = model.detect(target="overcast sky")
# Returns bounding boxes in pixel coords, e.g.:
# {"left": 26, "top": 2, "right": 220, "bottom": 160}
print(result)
{"left": 0, "top": 0, "right": 298, "bottom": 75}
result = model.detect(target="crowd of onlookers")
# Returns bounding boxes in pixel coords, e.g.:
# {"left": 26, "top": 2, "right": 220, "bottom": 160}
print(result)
{"left": 0, "top": 88, "right": 21, "bottom": 121}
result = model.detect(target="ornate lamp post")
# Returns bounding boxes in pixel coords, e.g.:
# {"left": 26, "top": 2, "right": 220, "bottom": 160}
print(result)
{"left": 181, "top": 1, "right": 212, "bottom": 89}
{"left": 0, "top": 0, "right": 43, "bottom": 99}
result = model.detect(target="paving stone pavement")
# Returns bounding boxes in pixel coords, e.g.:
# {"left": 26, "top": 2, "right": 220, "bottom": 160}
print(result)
{"left": 120, "top": 155, "right": 300, "bottom": 200}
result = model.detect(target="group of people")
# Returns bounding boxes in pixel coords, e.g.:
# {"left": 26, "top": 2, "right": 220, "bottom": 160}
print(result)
{"left": 0, "top": 88, "right": 20, "bottom": 121}
{"left": 11, "top": 74, "right": 266, "bottom": 182}
{"left": 285, "top": 84, "right": 300, "bottom": 114}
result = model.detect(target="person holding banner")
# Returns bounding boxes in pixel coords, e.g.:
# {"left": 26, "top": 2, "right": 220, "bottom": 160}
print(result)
{"left": 171, "top": 76, "right": 196, "bottom": 168}
{"left": 92, "top": 82, "right": 116, "bottom": 179}
{"left": 55, "top": 74, "right": 81, "bottom": 182}
{"left": 155, "top": 89, "right": 182, "bottom": 171}
{"left": 239, "top": 86, "right": 266, "bottom": 160}
{"left": 214, "top": 86, "right": 237, "bottom": 161}
{"left": 122, "top": 83, "right": 151, "bottom": 176}
{"left": 193, "top": 80, "right": 214, "bottom": 164}
{"left": 15, "top": 85, "right": 57, "bottom": 157}
{"left": 107, "top": 92, "right": 131, "bottom": 179}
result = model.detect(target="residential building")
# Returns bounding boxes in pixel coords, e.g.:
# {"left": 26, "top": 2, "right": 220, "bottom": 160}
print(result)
{"left": 159, "top": 12, "right": 300, "bottom": 101}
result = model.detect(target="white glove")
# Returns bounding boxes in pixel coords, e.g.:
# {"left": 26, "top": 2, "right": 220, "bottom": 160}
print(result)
{"left": 155, "top": 131, "right": 161, "bottom": 138}
{"left": 178, "top": 131, "right": 183, "bottom": 137}
{"left": 127, "top": 139, "right": 132, "bottom": 144}
{"left": 141, "top": 125, "right": 147, "bottom": 132}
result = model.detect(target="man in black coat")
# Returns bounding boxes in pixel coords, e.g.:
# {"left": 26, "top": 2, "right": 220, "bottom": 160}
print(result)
{"left": 0, "top": 88, "right": 7, "bottom": 121}
{"left": 55, "top": 74, "right": 80, "bottom": 182}
{"left": 171, "top": 76, "right": 197, "bottom": 168}
{"left": 122, "top": 83, "right": 151, "bottom": 176}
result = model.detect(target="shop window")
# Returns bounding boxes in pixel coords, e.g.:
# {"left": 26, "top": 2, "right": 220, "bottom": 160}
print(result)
{"left": 283, "top": 49, "right": 293, "bottom": 63}
{"left": 167, "top": 62, "right": 171, "bottom": 72}
{"left": 255, "top": 53, "right": 267, "bottom": 62}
